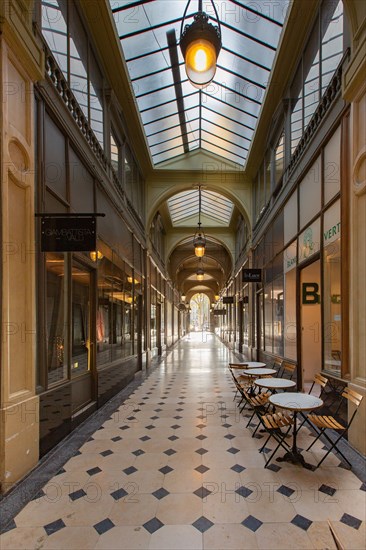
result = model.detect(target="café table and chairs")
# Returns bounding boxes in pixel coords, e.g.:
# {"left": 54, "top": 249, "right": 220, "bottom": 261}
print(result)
{"left": 267, "top": 392, "right": 324, "bottom": 469}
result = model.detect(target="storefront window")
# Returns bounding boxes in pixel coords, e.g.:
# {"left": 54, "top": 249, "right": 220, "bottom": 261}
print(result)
{"left": 323, "top": 200, "right": 341, "bottom": 376}
{"left": 264, "top": 283, "right": 273, "bottom": 353}
{"left": 71, "top": 262, "right": 91, "bottom": 377}
{"left": 111, "top": 131, "right": 120, "bottom": 174}
{"left": 324, "top": 126, "right": 341, "bottom": 204}
{"left": 151, "top": 289, "right": 157, "bottom": 349}
{"left": 321, "top": 0, "right": 343, "bottom": 94}
{"left": 284, "top": 242, "right": 297, "bottom": 361}
{"left": 46, "top": 253, "right": 68, "bottom": 384}
{"left": 97, "top": 257, "right": 112, "bottom": 366}
{"left": 299, "top": 156, "right": 321, "bottom": 229}
{"left": 243, "top": 287, "right": 249, "bottom": 347}
{"left": 275, "top": 133, "right": 284, "bottom": 186}
{"left": 273, "top": 276, "right": 284, "bottom": 356}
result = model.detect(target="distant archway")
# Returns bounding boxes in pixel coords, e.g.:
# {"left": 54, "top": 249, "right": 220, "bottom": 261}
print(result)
{"left": 189, "top": 293, "right": 210, "bottom": 332}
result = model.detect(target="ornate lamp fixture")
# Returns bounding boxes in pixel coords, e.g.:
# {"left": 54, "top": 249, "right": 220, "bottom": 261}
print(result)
{"left": 193, "top": 186, "right": 206, "bottom": 257}
{"left": 196, "top": 258, "right": 204, "bottom": 281}
{"left": 180, "top": 0, "right": 221, "bottom": 89}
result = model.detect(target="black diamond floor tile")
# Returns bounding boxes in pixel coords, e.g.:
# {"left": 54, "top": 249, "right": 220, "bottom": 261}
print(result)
{"left": 111, "top": 488, "right": 128, "bottom": 501}
{"left": 152, "top": 488, "right": 170, "bottom": 500}
{"left": 242, "top": 515, "right": 263, "bottom": 532}
{"left": 132, "top": 449, "right": 145, "bottom": 456}
{"left": 93, "top": 518, "right": 115, "bottom": 535}
{"left": 192, "top": 516, "right": 214, "bottom": 533}
{"left": 174, "top": 415, "right": 183, "bottom": 420}
{"left": 360, "top": 482, "right": 366, "bottom": 492}
{"left": 340, "top": 513, "right": 362, "bottom": 530}
{"left": 227, "top": 447, "right": 240, "bottom": 454}
{"left": 196, "top": 424, "right": 206, "bottom": 429}
{"left": 140, "top": 436, "right": 151, "bottom": 442}
{"left": 224, "top": 434, "right": 236, "bottom": 440}
{"left": 44, "top": 519, "right": 66, "bottom": 536}
{"left": 291, "top": 514, "right": 313, "bottom": 531}
{"left": 196, "top": 434, "right": 207, "bottom": 440}
{"left": 267, "top": 463, "right": 281, "bottom": 472}
{"left": 168, "top": 435, "right": 179, "bottom": 441}
{"left": 69, "top": 489, "right": 87, "bottom": 501}
{"left": 171, "top": 424, "right": 181, "bottom": 429}
{"left": 195, "top": 465, "right": 210, "bottom": 474}
{"left": 195, "top": 448, "right": 208, "bottom": 455}
{"left": 143, "top": 517, "right": 164, "bottom": 534}
{"left": 222, "top": 423, "right": 232, "bottom": 428}
{"left": 319, "top": 484, "right": 337, "bottom": 496}
{"left": 123, "top": 466, "right": 137, "bottom": 475}
{"left": 159, "top": 466, "right": 174, "bottom": 475}
{"left": 193, "top": 486, "right": 212, "bottom": 499}
{"left": 100, "top": 449, "right": 113, "bottom": 457}
{"left": 231, "top": 464, "right": 246, "bottom": 473}
{"left": 164, "top": 448, "right": 176, "bottom": 456}
{"left": 277, "top": 485, "right": 295, "bottom": 497}
{"left": 145, "top": 425, "right": 156, "bottom": 430}
{"left": 111, "top": 436, "right": 122, "bottom": 442}
{"left": 236, "top": 486, "right": 253, "bottom": 499}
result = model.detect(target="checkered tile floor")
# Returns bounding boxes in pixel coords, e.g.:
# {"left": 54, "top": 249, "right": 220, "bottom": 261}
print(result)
{"left": 1, "top": 333, "right": 365, "bottom": 549}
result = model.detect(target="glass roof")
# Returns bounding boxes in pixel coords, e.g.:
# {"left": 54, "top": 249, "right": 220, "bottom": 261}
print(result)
{"left": 167, "top": 189, "right": 234, "bottom": 226}
{"left": 110, "top": 0, "right": 289, "bottom": 167}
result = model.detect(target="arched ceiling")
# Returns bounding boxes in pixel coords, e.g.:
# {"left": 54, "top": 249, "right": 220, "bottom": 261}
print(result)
{"left": 153, "top": 187, "right": 239, "bottom": 299}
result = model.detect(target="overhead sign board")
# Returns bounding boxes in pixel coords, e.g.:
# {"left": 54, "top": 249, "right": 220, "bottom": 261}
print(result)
{"left": 243, "top": 268, "right": 262, "bottom": 282}
{"left": 223, "top": 296, "right": 234, "bottom": 304}
{"left": 213, "top": 309, "right": 226, "bottom": 315}
{"left": 41, "top": 216, "right": 96, "bottom": 252}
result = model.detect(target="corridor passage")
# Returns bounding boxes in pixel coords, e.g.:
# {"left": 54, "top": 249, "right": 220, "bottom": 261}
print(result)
{"left": 1, "top": 334, "right": 364, "bottom": 549}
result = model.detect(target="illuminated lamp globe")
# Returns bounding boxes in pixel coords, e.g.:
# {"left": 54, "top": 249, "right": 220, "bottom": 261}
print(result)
{"left": 196, "top": 268, "right": 204, "bottom": 281}
{"left": 180, "top": 12, "right": 221, "bottom": 89}
{"left": 194, "top": 234, "right": 206, "bottom": 257}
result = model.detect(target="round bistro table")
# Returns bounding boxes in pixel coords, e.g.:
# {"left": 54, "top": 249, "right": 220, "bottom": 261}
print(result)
{"left": 269, "top": 392, "right": 323, "bottom": 469}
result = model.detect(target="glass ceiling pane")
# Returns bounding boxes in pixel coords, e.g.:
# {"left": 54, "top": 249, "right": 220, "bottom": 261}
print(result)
{"left": 167, "top": 189, "right": 234, "bottom": 226}
{"left": 110, "top": 0, "right": 290, "bottom": 166}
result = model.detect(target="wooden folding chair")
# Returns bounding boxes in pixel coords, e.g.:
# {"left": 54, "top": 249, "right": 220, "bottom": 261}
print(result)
{"left": 306, "top": 387, "right": 363, "bottom": 469}
{"left": 257, "top": 412, "right": 294, "bottom": 468}
{"left": 280, "top": 361, "right": 296, "bottom": 381}
{"left": 242, "top": 390, "right": 270, "bottom": 433}
{"left": 272, "top": 359, "right": 284, "bottom": 377}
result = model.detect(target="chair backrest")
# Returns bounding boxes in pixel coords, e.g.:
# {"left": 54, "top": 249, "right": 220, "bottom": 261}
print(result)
{"left": 272, "top": 359, "right": 283, "bottom": 376}
{"left": 309, "top": 372, "right": 328, "bottom": 394}
{"left": 281, "top": 361, "right": 296, "bottom": 380}
{"left": 341, "top": 387, "right": 363, "bottom": 425}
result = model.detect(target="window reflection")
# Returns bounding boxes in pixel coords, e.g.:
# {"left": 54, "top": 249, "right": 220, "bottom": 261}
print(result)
{"left": 71, "top": 264, "right": 90, "bottom": 377}
{"left": 46, "top": 252, "right": 68, "bottom": 384}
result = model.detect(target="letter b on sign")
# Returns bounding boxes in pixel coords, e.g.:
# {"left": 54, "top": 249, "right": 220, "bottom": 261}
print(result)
{"left": 302, "top": 283, "right": 320, "bottom": 304}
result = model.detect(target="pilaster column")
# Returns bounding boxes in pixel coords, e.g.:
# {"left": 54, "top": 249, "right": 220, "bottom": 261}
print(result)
{"left": 342, "top": 3, "right": 366, "bottom": 454}
{"left": 0, "top": 0, "right": 44, "bottom": 492}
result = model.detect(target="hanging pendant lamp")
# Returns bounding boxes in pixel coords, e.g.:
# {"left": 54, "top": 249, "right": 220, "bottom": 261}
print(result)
{"left": 193, "top": 186, "right": 206, "bottom": 257}
{"left": 180, "top": 0, "right": 222, "bottom": 89}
